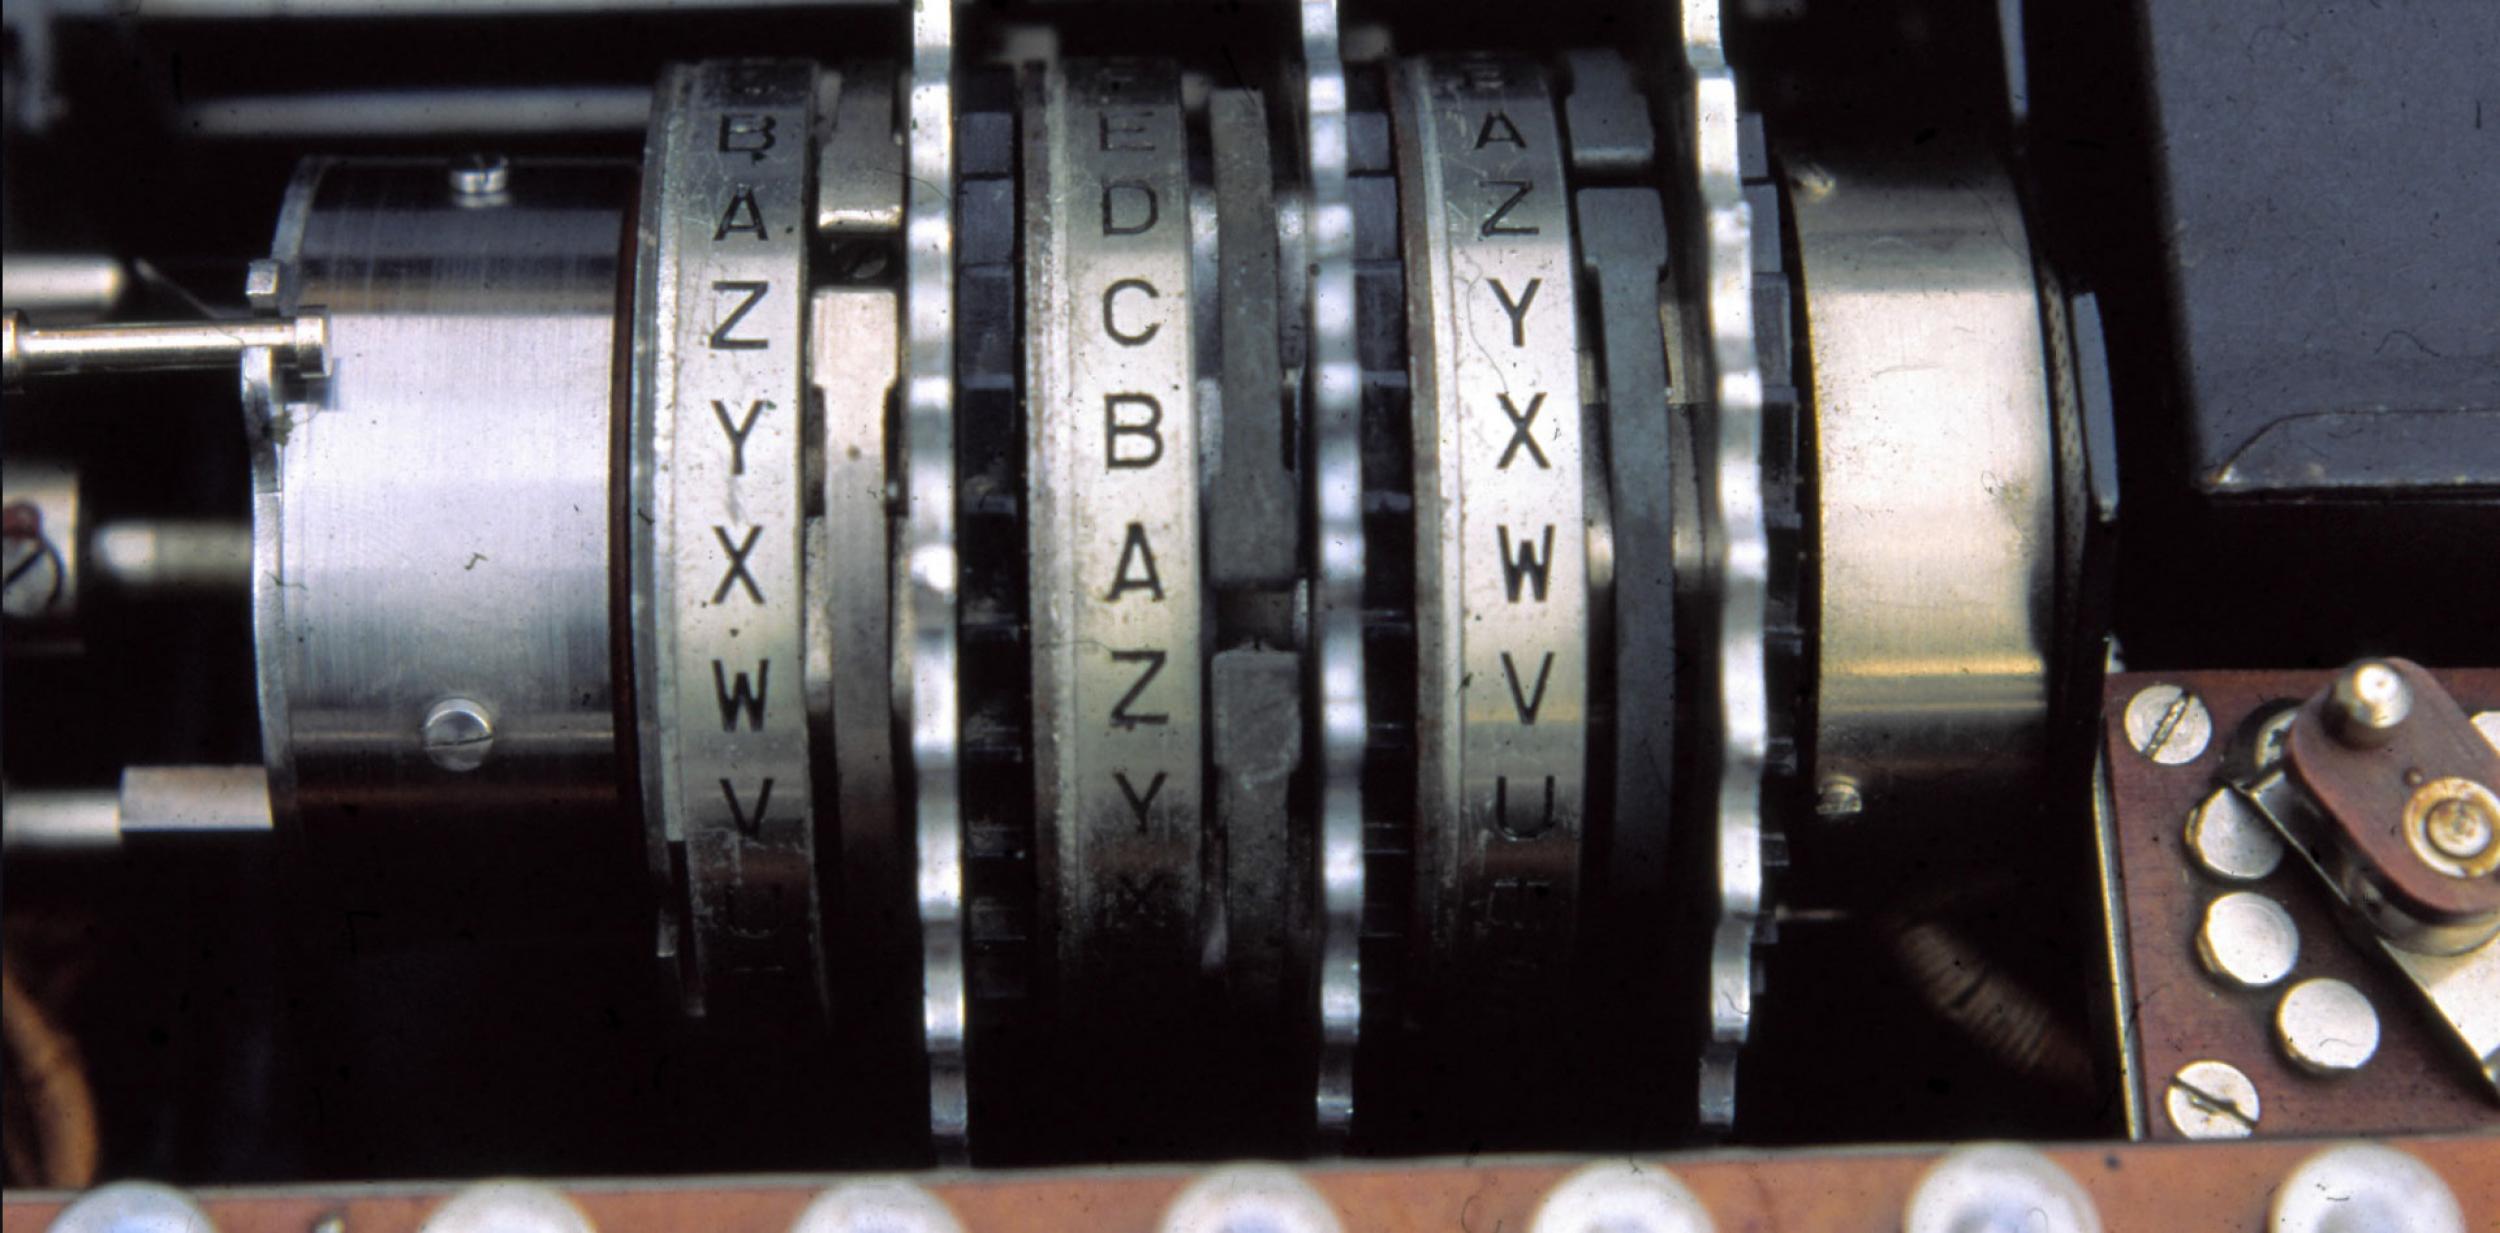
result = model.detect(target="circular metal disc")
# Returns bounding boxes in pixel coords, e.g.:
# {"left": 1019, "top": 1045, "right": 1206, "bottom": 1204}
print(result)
{"left": 1532, "top": 1163, "right": 1715, "bottom": 1233}
{"left": 1905, "top": 1144, "right": 2101, "bottom": 1233}
{"left": 2271, "top": 1144, "right": 2464, "bottom": 1233}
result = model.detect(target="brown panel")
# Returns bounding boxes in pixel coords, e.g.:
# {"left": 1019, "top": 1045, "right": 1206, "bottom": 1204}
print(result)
{"left": 2103, "top": 668, "right": 2500, "bottom": 1139}
{"left": 6, "top": 1139, "right": 2496, "bottom": 1233}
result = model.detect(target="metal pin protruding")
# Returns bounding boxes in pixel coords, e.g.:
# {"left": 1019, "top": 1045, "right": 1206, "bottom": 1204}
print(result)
{"left": 2327, "top": 660, "right": 2413, "bottom": 749}
{"left": 4, "top": 309, "right": 327, "bottom": 389}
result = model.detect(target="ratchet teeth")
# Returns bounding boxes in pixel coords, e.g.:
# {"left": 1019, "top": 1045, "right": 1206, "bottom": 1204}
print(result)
{"left": 616, "top": 31, "right": 1779, "bottom": 1157}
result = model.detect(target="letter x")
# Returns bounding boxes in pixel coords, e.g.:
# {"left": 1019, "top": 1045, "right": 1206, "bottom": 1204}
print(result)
{"left": 1498, "top": 393, "right": 1550, "bottom": 470}
{"left": 712, "top": 525, "right": 765, "bottom": 604}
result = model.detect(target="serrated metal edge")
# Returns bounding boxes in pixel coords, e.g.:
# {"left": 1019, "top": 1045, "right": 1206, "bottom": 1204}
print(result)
{"left": 1679, "top": 0, "right": 1768, "bottom": 1131}
{"left": 1300, "top": 0, "right": 1367, "bottom": 1146}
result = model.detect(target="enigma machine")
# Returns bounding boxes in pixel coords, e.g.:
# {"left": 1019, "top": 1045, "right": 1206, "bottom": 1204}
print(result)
{"left": 0, "top": 2, "right": 2493, "bottom": 1231}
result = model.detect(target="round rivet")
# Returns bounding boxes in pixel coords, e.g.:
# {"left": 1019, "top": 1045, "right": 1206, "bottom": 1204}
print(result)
{"left": 791, "top": 1181, "right": 962, "bottom": 1233}
{"left": 2425, "top": 792, "right": 2494, "bottom": 859}
{"left": 2274, "top": 978, "right": 2380, "bottom": 1076}
{"left": 422, "top": 696, "right": 496, "bottom": 773}
{"left": 47, "top": 1182, "right": 215, "bottom": 1233}
{"left": 2165, "top": 1058, "right": 2260, "bottom": 1139}
{"left": 2197, "top": 891, "right": 2300, "bottom": 988}
{"left": 2185, "top": 787, "right": 2286, "bottom": 882}
{"left": 2124, "top": 684, "right": 2211, "bottom": 765}
{"left": 1161, "top": 1167, "right": 1341, "bottom": 1233}
{"left": 1904, "top": 1144, "right": 2100, "bottom": 1233}
{"left": 417, "top": 1183, "right": 591, "bottom": 1233}
{"left": 1531, "top": 1162, "right": 1714, "bottom": 1233}
{"left": 2270, "top": 1143, "right": 2463, "bottom": 1233}
{"left": 2404, "top": 776, "right": 2500, "bottom": 878}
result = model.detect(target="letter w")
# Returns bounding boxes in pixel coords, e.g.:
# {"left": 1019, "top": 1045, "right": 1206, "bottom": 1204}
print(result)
{"left": 714, "top": 659, "right": 770, "bottom": 732}
{"left": 1498, "top": 525, "right": 1555, "bottom": 603}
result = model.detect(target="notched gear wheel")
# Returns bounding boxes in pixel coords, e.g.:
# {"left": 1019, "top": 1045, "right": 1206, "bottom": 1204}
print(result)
{"left": 5, "top": 1, "right": 2091, "bottom": 1167}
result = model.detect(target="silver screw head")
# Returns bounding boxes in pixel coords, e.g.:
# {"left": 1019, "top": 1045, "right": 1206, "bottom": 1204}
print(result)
{"left": 418, "top": 1183, "right": 591, "bottom": 1233}
{"left": 792, "top": 1181, "right": 963, "bottom": 1233}
{"left": 2165, "top": 1058, "right": 2260, "bottom": 1139}
{"left": 48, "top": 1182, "right": 215, "bottom": 1233}
{"left": 1814, "top": 775, "right": 1863, "bottom": 819}
{"left": 2271, "top": 1143, "right": 2464, "bottom": 1233}
{"left": 449, "top": 153, "right": 511, "bottom": 200}
{"left": 2275, "top": 978, "right": 2380, "bottom": 1076}
{"left": 2124, "top": 684, "right": 2211, "bottom": 765}
{"left": 0, "top": 518, "right": 65, "bottom": 619}
{"left": 2197, "top": 891, "right": 2301, "bottom": 989}
{"left": 2327, "top": 660, "right": 2412, "bottom": 749}
{"left": 2186, "top": 787, "right": 2287, "bottom": 882}
{"left": 1904, "top": 1144, "right": 2101, "bottom": 1233}
{"left": 421, "top": 697, "right": 495, "bottom": 773}
{"left": 1532, "top": 1162, "right": 1715, "bottom": 1233}
{"left": 1162, "top": 1166, "right": 1344, "bottom": 1233}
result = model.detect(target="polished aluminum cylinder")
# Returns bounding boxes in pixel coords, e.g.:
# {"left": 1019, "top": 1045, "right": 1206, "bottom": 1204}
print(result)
{"left": 2, "top": 253, "right": 127, "bottom": 321}
{"left": 1793, "top": 154, "right": 2057, "bottom": 818}
{"left": 90, "top": 520, "right": 251, "bottom": 599}
{"left": 3, "top": 765, "right": 273, "bottom": 856}
{"left": 0, "top": 788, "right": 121, "bottom": 855}
{"left": 177, "top": 87, "right": 651, "bottom": 139}
{"left": 252, "top": 158, "right": 630, "bottom": 836}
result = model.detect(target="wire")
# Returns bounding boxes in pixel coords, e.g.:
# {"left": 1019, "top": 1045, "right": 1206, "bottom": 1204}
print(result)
{"left": 2, "top": 952, "right": 100, "bottom": 1188}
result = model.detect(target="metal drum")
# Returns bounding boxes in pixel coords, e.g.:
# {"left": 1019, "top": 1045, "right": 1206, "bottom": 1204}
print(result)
{"left": 255, "top": 158, "right": 632, "bottom": 842}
